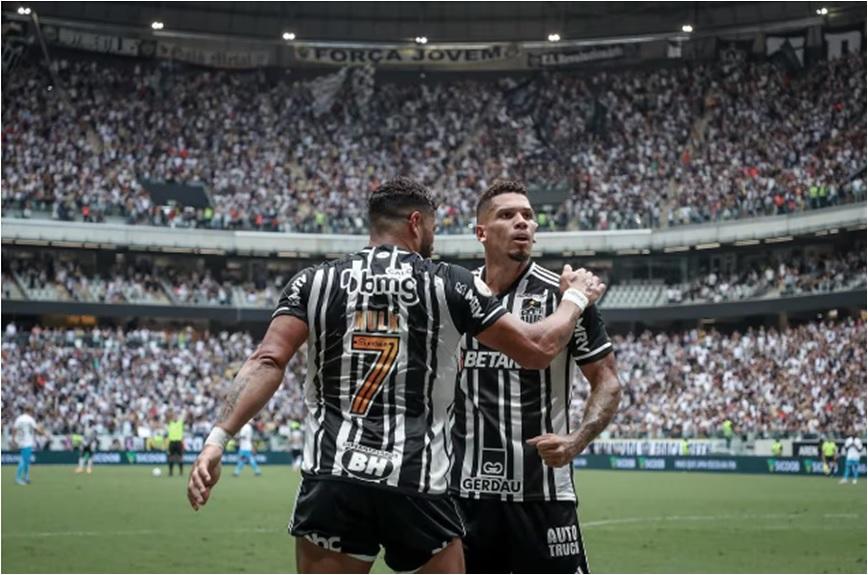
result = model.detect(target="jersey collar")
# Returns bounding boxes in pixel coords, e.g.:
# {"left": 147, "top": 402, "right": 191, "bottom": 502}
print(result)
{"left": 478, "top": 261, "right": 535, "bottom": 297}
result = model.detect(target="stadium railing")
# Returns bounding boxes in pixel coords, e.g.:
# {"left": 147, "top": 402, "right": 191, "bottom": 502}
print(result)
{"left": 2, "top": 203, "right": 865, "bottom": 258}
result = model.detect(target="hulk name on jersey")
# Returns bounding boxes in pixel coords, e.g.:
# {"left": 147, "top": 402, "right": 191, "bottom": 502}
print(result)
{"left": 451, "top": 262, "right": 613, "bottom": 502}
{"left": 272, "top": 245, "right": 506, "bottom": 496}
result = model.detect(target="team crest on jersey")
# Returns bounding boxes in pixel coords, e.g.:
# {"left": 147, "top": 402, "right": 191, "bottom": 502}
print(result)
{"left": 520, "top": 296, "right": 545, "bottom": 323}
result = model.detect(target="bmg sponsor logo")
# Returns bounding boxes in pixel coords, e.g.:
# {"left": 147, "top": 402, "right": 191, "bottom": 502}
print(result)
{"left": 340, "top": 443, "right": 395, "bottom": 481}
{"left": 340, "top": 269, "right": 419, "bottom": 306}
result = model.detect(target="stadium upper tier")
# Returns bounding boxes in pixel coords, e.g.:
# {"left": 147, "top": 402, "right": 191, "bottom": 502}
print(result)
{"left": 3, "top": 244, "right": 864, "bottom": 310}
{"left": 2, "top": 317, "right": 863, "bottom": 440}
{"left": 2, "top": 51, "right": 865, "bottom": 234}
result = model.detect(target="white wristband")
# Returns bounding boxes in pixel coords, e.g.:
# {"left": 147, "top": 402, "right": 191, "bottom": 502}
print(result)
{"left": 562, "top": 288, "right": 589, "bottom": 313}
{"left": 204, "top": 426, "right": 232, "bottom": 450}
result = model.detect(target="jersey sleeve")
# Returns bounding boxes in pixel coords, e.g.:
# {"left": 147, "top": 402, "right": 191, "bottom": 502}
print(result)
{"left": 272, "top": 267, "right": 315, "bottom": 323}
{"left": 443, "top": 264, "right": 507, "bottom": 336}
{"left": 569, "top": 304, "right": 614, "bottom": 366}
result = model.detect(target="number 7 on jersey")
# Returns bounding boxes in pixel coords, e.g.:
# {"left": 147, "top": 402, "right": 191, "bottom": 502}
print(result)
{"left": 350, "top": 334, "right": 400, "bottom": 416}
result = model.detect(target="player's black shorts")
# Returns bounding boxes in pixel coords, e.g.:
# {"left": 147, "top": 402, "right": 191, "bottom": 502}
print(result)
{"left": 168, "top": 441, "right": 184, "bottom": 457}
{"left": 81, "top": 444, "right": 93, "bottom": 458}
{"left": 457, "top": 497, "right": 590, "bottom": 574}
{"left": 290, "top": 476, "right": 464, "bottom": 572}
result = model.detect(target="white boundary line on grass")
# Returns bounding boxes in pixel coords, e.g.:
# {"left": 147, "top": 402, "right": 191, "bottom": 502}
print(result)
{"left": 3, "top": 513, "right": 858, "bottom": 539}
{"left": 583, "top": 512, "right": 858, "bottom": 527}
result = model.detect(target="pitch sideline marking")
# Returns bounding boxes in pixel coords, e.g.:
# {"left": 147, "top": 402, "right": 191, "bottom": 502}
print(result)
{"left": 583, "top": 512, "right": 858, "bottom": 528}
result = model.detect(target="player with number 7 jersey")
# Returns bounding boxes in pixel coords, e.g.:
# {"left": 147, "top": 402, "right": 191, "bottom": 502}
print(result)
{"left": 187, "top": 178, "right": 606, "bottom": 574}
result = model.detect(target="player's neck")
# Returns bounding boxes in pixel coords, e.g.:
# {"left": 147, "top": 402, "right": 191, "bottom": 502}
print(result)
{"left": 368, "top": 232, "right": 416, "bottom": 254}
{"left": 483, "top": 255, "right": 531, "bottom": 295}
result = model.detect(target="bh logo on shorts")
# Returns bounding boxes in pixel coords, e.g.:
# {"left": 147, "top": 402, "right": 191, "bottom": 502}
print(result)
{"left": 547, "top": 525, "right": 581, "bottom": 558}
{"left": 305, "top": 533, "right": 341, "bottom": 552}
{"left": 340, "top": 443, "right": 395, "bottom": 481}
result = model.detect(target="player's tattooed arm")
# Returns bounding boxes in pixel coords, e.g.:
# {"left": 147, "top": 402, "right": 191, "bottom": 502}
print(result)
{"left": 215, "top": 315, "right": 309, "bottom": 435}
{"left": 528, "top": 352, "right": 621, "bottom": 468}
{"left": 571, "top": 352, "right": 621, "bottom": 454}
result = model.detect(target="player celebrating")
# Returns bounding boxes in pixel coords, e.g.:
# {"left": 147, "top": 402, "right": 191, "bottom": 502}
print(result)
{"left": 840, "top": 434, "right": 864, "bottom": 484}
{"left": 187, "top": 177, "right": 606, "bottom": 574}
{"left": 452, "top": 180, "right": 623, "bottom": 573}
{"left": 233, "top": 422, "right": 262, "bottom": 477}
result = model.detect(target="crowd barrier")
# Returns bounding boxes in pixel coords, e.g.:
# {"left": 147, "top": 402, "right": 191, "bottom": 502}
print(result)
{"left": 3, "top": 451, "right": 865, "bottom": 477}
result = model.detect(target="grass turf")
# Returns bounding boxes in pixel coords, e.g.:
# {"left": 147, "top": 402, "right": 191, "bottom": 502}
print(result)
{"left": 2, "top": 466, "right": 865, "bottom": 573}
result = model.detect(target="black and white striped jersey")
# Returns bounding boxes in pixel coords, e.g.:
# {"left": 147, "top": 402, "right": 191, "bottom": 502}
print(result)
{"left": 272, "top": 244, "right": 507, "bottom": 496}
{"left": 450, "top": 262, "right": 613, "bottom": 502}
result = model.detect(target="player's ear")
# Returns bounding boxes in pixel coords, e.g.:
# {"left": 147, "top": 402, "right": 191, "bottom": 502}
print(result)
{"left": 475, "top": 223, "right": 486, "bottom": 243}
{"left": 407, "top": 210, "right": 423, "bottom": 237}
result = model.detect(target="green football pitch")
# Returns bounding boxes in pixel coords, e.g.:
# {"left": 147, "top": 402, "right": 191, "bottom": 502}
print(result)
{"left": 2, "top": 466, "right": 865, "bottom": 573}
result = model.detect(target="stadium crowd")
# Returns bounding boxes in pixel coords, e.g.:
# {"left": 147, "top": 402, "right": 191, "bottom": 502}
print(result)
{"left": 571, "top": 316, "right": 867, "bottom": 438}
{"left": 3, "top": 317, "right": 864, "bottom": 446}
{"left": 4, "top": 245, "right": 863, "bottom": 307}
{"left": 665, "top": 247, "right": 867, "bottom": 304}
{"left": 2, "top": 51, "right": 865, "bottom": 233}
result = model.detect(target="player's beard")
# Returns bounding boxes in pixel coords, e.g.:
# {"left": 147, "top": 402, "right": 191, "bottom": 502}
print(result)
{"left": 507, "top": 247, "right": 531, "bottom": 262}
{"left": 419, "top": 236, "right": 434, "bottom": 258}
{"left": 419, "top": 226, "right": 434, "bottom": 258}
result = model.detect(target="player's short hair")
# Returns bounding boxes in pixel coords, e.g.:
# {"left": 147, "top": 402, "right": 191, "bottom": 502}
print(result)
{"left": 476, "top": 179, "right": 529, "bottom": 220}
{"left": 368, "top": 177, "right": 437, "bottom": 229}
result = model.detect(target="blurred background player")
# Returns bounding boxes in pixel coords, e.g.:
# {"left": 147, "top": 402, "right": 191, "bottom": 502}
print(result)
{"left": 166, "top": 409, "right": 185, "bottom": 477}
{"left": 289, "top": 420, "right": 304, "bottom": 470}
{"left": 821, "top": 436, "right": 839, "bottom": 477}
{"left": 75, "top": 421, "right": 97, "bottom": 475}
{"left": 233, "top": 422, "right": 262, "bottom": 477}
{"left": 840, "top": 434, "right": 863, "bottom": 484}
{"left": 13, "top": 410, "right": 43, "bottom": 485}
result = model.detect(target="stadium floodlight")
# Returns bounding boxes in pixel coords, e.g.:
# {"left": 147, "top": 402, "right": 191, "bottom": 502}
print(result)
{"left": 415, "top": 36, "right": 428, "bottom": 44}
{"left": 17, "top": 6, "right": 31, "bottom": 15}
{"left": 547, "top": 33, "right": 561, "bottom": 42}
{"left": 816, "top": 7, "right": 828, "bottom": 15}
{"left": 282, "top": 31, "right": 296, "bottom": 41}
{"left": 151, "top": 21, "right": 164, "bottom": 30}
{"left": 681, "top": 24, "right": 694, "bottom": 33}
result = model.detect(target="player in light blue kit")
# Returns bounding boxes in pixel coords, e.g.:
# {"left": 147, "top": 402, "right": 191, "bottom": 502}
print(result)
{"left": 13, "top": 411, "right": 43, "bottom": 485}
{"left": 839, "top": 435, "right": 864, "bottom": 484}
{"left": 233, "top": 422, "right": 261, "bottom": 477}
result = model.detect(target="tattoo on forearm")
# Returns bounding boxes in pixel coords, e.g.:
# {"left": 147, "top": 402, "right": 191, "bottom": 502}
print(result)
{"left": 219, "top": 373, "right": 251, "bottom": 423}
{"left": 575, "top": 379, "right": 621, "bottom": 448}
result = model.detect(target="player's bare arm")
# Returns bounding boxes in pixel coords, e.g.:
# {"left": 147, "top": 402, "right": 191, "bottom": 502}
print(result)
{"left": 476, "top": 265, "right": 606, "bottom": 370}
{"left": 187, "top": 315, "right": 308, "bottom": 511}
{"left": 528, "top": 352, "right": 622, "bottom": 467}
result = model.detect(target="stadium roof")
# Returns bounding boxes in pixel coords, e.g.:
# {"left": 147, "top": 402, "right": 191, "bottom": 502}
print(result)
{"left": 14, "top": 1, "right": 867, "bottom": 44}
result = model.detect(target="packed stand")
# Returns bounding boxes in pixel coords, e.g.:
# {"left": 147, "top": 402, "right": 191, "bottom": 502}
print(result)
{"left": 0, "top": 325, "right": 306, "bottom": 444}
{"left": 2, "top": 51, "right": 865, "bottom": 233}
{"left": 664, "top": 247, "right": 867, "bottom": 304}
{"left": 569, "top": 317, "right": 867, "bottom": 438}
{"left": 2, "top": 254, "right": 293, "bottom": 307}
{"left": 3, "top": 317, "right": 865, "bottom": 446}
